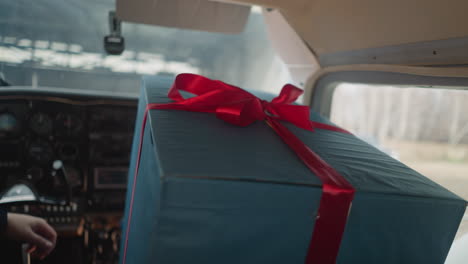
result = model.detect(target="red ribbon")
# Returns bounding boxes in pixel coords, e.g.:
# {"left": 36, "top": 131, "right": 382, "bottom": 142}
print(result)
{"left": 122, "top": 74, "right": 355, "bottom": 264}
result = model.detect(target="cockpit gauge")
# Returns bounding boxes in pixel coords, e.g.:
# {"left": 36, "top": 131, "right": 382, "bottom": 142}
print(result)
{"left": 28, "top": 140, "right": 54, "bottom": 164}
{"left": 30, "top": 112, "right": 53, "bottom": 135}
{"left": 55, "top": 113, "right": 83, "bottom": 137}
{"left": 0, "top": 112, "right": 19, "bottom": 132}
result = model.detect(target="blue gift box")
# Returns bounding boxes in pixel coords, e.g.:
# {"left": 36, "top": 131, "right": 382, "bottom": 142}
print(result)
{"left": 120, "top": 75, "right": 466, "bottom": 264}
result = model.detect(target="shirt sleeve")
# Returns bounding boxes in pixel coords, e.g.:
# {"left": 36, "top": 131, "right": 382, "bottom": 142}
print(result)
{"left": 0, "top": 207, "right": 7, "bottom": 234}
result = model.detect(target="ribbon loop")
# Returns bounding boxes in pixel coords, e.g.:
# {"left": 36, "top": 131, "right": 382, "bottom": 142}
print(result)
{"left": 271, "top": 84, "right": 304, "bottom": 104}
{"left": 267, "top": 104, "right": 314, "bottom": 131}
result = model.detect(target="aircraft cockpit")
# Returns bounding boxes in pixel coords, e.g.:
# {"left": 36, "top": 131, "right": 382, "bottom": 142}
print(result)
{"left": 1, "top": 0, "right": 468, "bottom": 263}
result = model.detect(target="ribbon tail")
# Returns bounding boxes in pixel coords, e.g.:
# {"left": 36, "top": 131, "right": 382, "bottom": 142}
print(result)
{"left": 306, "top": 184, "right": 354, "bottom": 264}
{"left": 265, "top": 117, "right": 355, "bottom": 264}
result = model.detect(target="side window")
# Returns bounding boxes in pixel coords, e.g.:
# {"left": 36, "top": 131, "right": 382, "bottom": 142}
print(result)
{"left": 330, "top": 83, "right": 468, "bottom": 238}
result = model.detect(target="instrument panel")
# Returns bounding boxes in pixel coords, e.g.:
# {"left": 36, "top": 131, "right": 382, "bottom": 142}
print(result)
{"left": 0, "top": 94, "right": 137, "bottom": 211}
{"left": 0, "top": 90, "right": 138, "bottom": 263}
{"left": 0, "top": 88, "right": 139, "bottom": 263}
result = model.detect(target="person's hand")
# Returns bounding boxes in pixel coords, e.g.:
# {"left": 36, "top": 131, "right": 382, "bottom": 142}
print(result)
{"left": 6, "top": 213, "right": 57, "bottom": 259}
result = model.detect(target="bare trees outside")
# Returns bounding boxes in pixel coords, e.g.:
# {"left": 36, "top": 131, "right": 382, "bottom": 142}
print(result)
{"left": 331, "top": 83, "right": 468, "bottom": 148}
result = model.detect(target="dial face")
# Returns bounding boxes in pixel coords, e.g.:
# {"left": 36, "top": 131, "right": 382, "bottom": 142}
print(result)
{"left": 0, "top": 112, "right": 19, "bottom": 133}
{"left": 28, "top": 140, "right": 54, "bottom": 164}
{"left": 55, "top": 113, "right": 82, "bottom": 136}
{"left": 30, "top": 112, "right": 53, "bottom": 135}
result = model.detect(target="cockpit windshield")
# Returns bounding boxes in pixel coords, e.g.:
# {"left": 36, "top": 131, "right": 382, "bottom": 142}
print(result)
{"left": 0, "top": 0, "right": 290, "bottom": 93}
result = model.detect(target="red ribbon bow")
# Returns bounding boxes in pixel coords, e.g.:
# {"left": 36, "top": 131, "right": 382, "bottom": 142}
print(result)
{"left": 123, "top": 74, "right": 355, "bottom": 264}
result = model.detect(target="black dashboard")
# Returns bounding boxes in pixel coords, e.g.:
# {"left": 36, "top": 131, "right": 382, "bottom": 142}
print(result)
{"left": 0, "top": 88, "right": 138, "bottom": 263}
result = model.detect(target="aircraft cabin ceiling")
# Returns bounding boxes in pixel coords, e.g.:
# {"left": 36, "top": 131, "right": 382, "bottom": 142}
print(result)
{"left": 118, "top": 0, "right": 468, "bottom": 67}
{"left": 116, "top": 0, "right": 251, "bottom": 34}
